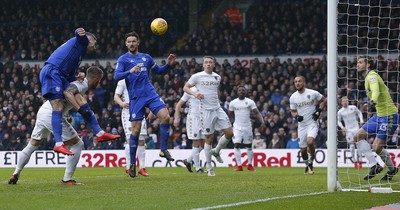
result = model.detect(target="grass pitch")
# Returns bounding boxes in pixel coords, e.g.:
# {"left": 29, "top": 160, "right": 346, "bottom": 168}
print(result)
{"left": 0, "top": 167, "right": 399, "bottom": 210}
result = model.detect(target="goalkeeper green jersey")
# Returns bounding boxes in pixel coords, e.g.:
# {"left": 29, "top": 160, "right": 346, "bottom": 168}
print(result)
{"left": 364, "top": 70, "right": 398, "bottom": 117}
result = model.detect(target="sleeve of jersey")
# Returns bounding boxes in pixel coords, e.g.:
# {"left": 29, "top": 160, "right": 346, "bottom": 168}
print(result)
{"left": 181, "top": 93, "right": 190, "bottom": 102}
{"left": 314, "top": 90, "right": 323, "bottom": 101}
{"left": 356, "top": 107, "right": 364, "bottom": 124}
{"left": 115, "top": 81, "right": 124, "bottom": 95}
{"left": 75, "top": 29, "right": 89, "bottom": 45}
{"left": 367, "top": 74, "right": 380, "bottom": 102}
{"left": 337, "top": 111, "right": 344, "bottom": 129}
{"left": 114, "top": 60, "right": 130, "bottom": 81}
{"left": 289, "top": 97, "right": 296, "bottom": 110}
{"left": 187, "top": 74, "right": 197, "bottom": 86}
{"left": 250, "top": 100, "right": 257, "bottom": 110}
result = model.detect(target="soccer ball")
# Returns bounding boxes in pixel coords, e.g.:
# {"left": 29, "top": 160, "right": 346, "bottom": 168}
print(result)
{"left": 150, "top": 18, "right": 168, "bottom": 36}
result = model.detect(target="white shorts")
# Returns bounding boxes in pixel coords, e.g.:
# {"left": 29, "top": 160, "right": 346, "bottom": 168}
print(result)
{"left": 297, "top": 122, "right": 319, "bottom": 148}
{"left": 201, "top": 107, "right": 232, "bottom": 135}
{"left": 122, "top": 109, "right": 147, "bottom": 140}
{"left": 31, "top": 118, "right": 78, "bottom": 142}
{"left": 345, "top": 128, "right": 357, "bottom": 143}
{"left": 232, "top": 126, "right": 253, "bottom": 144}
{"left": 186, "top": 115, "right": 204, "bottom": 140}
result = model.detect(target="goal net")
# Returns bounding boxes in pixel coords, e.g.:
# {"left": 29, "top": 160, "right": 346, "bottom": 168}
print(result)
{"left": 336, "top": 0, "right": 400, "bottom": 192}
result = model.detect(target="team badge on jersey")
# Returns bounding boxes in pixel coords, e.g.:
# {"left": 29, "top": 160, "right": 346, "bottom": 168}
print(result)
{"left": 370, "top": 77, "right": 377, "bottom": 82}
{"left": 142, "top": 57, "right": 146, "bottom": 61}
{"left": 131, "top": 113, "right": 136, "bottom": 119}
{"left": 214, "top": 76, "right": 218, "bottom": 81}
{"left": 56, "top": 87, "right": 61, "bottom": 92}
{"left": 307, "top": 95, "right": 310, "bottom": 99}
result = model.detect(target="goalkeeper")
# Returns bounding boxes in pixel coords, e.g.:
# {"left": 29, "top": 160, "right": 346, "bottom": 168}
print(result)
{"left": 354, "top": 55, "right": 398, "bottom": 181}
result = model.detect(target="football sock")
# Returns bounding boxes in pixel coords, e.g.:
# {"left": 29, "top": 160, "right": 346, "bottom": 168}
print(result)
{"left": 63, "top": 140, "right": 83, "bottom": 181}
{"left": 137, "top": 145, "right": 145, "bottom": 169}
{"left": 193, "top": 147, "right": 201, "bottom": 170}
{"left": 357, "top": 140, "right": 377, "bottom": 165}
{"left": 247, "top": 148, "right": 254, "bottom": 166}
{"left": 187, "top": 147, "right": 195, "bottom": 163}
{"left": 124, "top": 142, "right": 130, "bottom": 170}
{"left": 14, "top": 143, "right": 39, "bottom": 175}
{"left": 79, "top": 103, "right": 102, "bottom": 135}
{"left": 160, "top": 124, "right": 169, "bottom": 151}
{"left": 349, "top": 143, "right": 356, "bottom": 162}
{"left": 129, "top": 135, "right": 139, "bottom": 165}
{"left": 379, "top": 149, "right": 395, "bottom": 171}
{"left": 204, "top": 143, "right": 212, "bottom": 171}
{"left": 234, "top": 148, "right": 242, "bottom": 166}
{"left": 52, "top": 110, "right": 63, "bottom": 143}
{"left": 215, "top": 135, "right": 230, "bottom": 153}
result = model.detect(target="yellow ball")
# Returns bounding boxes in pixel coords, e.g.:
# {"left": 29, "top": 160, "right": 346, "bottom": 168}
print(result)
{"left": 150, "top": 18, "right": 168, "bottom": 36}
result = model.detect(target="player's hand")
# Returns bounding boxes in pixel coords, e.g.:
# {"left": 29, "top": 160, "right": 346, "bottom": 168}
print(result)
{"left": 367, "top": 100, "right": 376, "bottom": 113}
{"left": 122, "top": 102, "right": 129, "bottom": 109}
{"left": 78, "top": 108, "right": 92, "bottom": 118}
{"left": 76, "top": 72, "right": 85, "bottom": 81}
{"left": 193, "top": 92, "right": 204, "bottom": 100}
{"left": 147, "top": 112, "right": 155, "bottom": 121}
{"left": 312, "top": 107, "right": 322, "bottom": 121}
{"left": 296, "top": 115, "right": 304, "bottom": 122}
{"left": 167, "top": 54, "right": 176, "bottom": 66}
{"left": 76, "top": 28, "right": 86, "bottom": 37}
{"left": 173, "top": 118, "right": 180, "bottom": 128}
{"left": 129, "top": 64, "right": 141, "bottom": 73}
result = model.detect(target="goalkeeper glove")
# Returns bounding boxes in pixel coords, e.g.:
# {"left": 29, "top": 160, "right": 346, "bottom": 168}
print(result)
{"left": 367, "top": 100, "right": 376, "bottom": 113}
{"left": 78, "top": 108, "right": 92, "bottom": 118}
{"left": 312, "top": 107, "right": 322, "bottom": 121}
{"left": 296, "top": 115, "right": 304, "bottom": 122}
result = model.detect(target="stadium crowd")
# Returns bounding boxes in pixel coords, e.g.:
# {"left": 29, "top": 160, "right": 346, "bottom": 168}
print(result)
{"left": 2, "top": 0, "right": 399, "bottom": 152}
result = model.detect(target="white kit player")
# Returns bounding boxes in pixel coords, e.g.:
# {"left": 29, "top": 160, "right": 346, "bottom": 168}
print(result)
{"left": 174, "top": 86, "right": 206, "bottom": 173}
{"left": 289, "top": 75, "right": 326, "bottom": 175}
{"left": 8, "top": 67, "right": 105, "bottom": 185}
{"left": 114, "top": 79, "right": 148, "bottom": 177}
{"left": 183, "top": 56, "right": 233, "bottom": 176}
{"left": 228, "top": 85, "right": 265, "bottom": 172}
{"left": 337, "top": 96, "right": 364, "bottom": 162}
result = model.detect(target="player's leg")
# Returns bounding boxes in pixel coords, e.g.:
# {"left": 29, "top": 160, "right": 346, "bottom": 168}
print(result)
{"left": 305, "top": 123, "right": 319, "bottom": 174}
{"left": 243, "top": 129, "right": 254, "bottom": 171}
{"left": 149, "top": 96, "right": 174, "bottom": 161}
{"left": 355, "top": 117, "right": 384, "bottom": 180}
{"left": 74, "top": 94, "right": 120, "bottom": 142}
{"left": 212, "top": 109, "right": 233, "bottom": 159}
{"left": 121, "top": 109, "right": 132, "bottom": 174}
{"left": 137, "top": 138, "right": 148, "bottom": 177}
{"left": 346, "top": 130, "right": 357, "bottom": 162}
{"left": 9, "top": 138, "right": 42, "bottom": 184}
{"left": 374, "top": 115, "right": 398, "bottom": 180}
{"left": 234, "top": 142, "right": 243, "bottom": 171}
{"left": 39, "top": 65, "right": 72, "bottom": 155}
{"left": 297, "top": 126, "right": 310, "bottom": 174}
{"left": 62, "top": 136, "right": 84, "bottom": 185}
{"left": 128, "top": 120, "right": 142, "bottom": 178}
{"left": 204, "top": 134, "right": 215, "bottom": 176}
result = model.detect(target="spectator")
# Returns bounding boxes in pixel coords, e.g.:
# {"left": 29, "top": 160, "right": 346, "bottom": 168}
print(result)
{"left": 286, "top": 131, "right": 300, "bottom": 149}
{"left": 252, "top": 132, "right": 266, "bottom": 149}
{"left": 268, "top": 132, "right": 285, "bottom": 149}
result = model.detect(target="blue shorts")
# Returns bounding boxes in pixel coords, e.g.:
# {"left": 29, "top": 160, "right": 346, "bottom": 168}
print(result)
{"left": 39, "top": 64, "right": 70, "bottom": 100}
{"left": 362, "top": 113, "right": 399, "bottom": 141}
{"left": 129, "top": 94, "right": 166, "bottom": 121}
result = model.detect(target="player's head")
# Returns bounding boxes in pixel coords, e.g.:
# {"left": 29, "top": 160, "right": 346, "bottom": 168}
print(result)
{"left": 294, "top": 75, "right": 306, "bottom": 91}
{"left": 357, "top": 55, "right": 373, "bottom": 72}
{"left": 237, "top": 85, "right": 247, "bottom": 99}
{"left": 341, "top": 96, "right": 349, "bottom": 107}
{"left": 125, "top": 32, "right": 140, "bottom": 54}
{"left": 86, "top": 32, "right": 97, "bottom": 53}
{"left": 86, "top": 66, "right": 104, "bottom": 89}
{"left": 202, "top": 55, "right": 216, "bottom": 73}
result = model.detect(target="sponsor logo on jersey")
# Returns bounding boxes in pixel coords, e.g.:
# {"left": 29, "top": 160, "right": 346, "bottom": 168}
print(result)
{"left": 55, "top": 87, "right": 61, "bottom": 92}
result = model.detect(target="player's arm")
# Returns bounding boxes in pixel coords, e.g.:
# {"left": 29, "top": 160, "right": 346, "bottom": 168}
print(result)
{"left": 355, "top": 107, "right": 364, "bottom": 124}
{"left": 114, "top": 93, "right": 129, "bottom": 109}
{"left": 113, "top": 60, "right": 131, "bottom": 81}
{"left": 367, "top": 74, "right": 380, "bottom": 103}
{"left": 151, "top": 54, "right": 176, "bottom": 74}
{"left": 183, "top": 82, "right": 203, "bottom": 100}
{"left": 64, "top": 83, "right": 81, "bottom": 110}
{"left": 173, "top": 99, "right": 185, "bottom": 127}
{"left": 75, "top": 28, "right": 89, "bottom": 44}
{"left": 251, "top": 108, "right": 266, "bottom": 127}
{"left": 337, "top": 111, "right": 345, "bottom": 131}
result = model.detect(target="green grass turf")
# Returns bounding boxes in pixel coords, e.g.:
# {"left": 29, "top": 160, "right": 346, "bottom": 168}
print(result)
{"left": 0, "top": 167, "right": 399, "bottom": 210}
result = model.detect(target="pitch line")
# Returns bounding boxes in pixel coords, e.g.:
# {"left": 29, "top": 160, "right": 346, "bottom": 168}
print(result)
{"left": 191, "top": 191, "right": 329, "bottom": 210}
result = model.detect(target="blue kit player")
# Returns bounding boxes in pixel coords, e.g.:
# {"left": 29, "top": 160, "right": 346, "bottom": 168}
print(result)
{"left": 39, "top": 28, "right": 119, "bottom": 155}
{"left": 114, "top": 31, "right": 176, "bottom": 178}
{"left": 353, "top": 55, "right": 399, "bottom": 181}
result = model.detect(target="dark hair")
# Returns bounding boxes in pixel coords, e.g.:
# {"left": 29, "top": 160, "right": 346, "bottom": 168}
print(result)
{"left": 295, "top": 75, "right": 306, "bottom": 82}
{"left": 358, "top": 55, "right": 374, "bottom": 69}
{"left": 125, "top": 32, "right": 140, "bottom": 41}
{"left": 86, "top": 66, "right": 103, "bottom": 79}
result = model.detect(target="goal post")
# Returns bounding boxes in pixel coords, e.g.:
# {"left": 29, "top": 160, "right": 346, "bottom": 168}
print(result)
{"left": 327, "top": 0, "right": 338, "bottom": 192}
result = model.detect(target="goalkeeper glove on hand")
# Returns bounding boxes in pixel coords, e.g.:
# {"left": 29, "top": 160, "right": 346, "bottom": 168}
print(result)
{"left": 296, "top": 115, "right": 304, "bottom": 122}
{"left": 78, "top": 108, "right": 92, "bottom": 118}
{"left": 367, "top": 100, "right": 376, "bottom": 113}
{"left": 312, "top": 107, "right": 322, "bottom": 121}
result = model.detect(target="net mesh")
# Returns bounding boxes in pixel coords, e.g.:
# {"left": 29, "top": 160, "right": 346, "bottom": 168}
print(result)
{"left": 337, "top": 0, "right": 400, "bottom": 191}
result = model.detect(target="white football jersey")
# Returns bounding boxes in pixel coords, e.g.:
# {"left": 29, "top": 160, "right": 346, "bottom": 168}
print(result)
{"left": 38, "top": 79, "right": 89, "bottom": 116}
{"left": 289, "top": 88, "right": 323, "bottom": 125}
{"left": 337, "top": 105, "right": 363, "bottom": 130}
{"left": 187, "top": 71, "right": 221, "bottom": 110}
{"left": 229, "top": 97, "right": 257, "bottom": 128}
{"left": 180, "top": 87, "right": 201, "bottom": 117}
{"left": 115, "top": 79, "right": 129, "bottom": 104}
